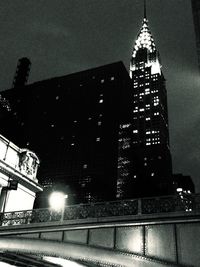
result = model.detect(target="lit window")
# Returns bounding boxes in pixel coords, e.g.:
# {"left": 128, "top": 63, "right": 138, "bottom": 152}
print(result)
{"left": 101, "top": 79, "right": 105, "bottom": 83}
{"left": 154, "top": 102, "right": 159, "bottom": 106}
{"left": 99, "top": 99, "right": 103, "bottom": 103}
{"left": 111, "top": 77, "right": 115, "bottom": 81}
{"left": 177, "top": 188, "right": 182, "bottom": 192}
{"left": 139, "top": 108, "right": 144, "bottom": 112}
{"left": 71, "top": 143, "right": 75, "bottom": 146}
{"left": 96, "top": 137, "right": 100, "bottom": 142}
{"left": 151, "top": 173, "right": 155, "bottom": 176}
{"left": 51, "top": 124, "right": 54, "bottom": 127}
{"left": 133, "top": 130, "right": 138, "bottom": 133}
{"left": 146, "top": 117, "right": 150, "bottom": 121}
{"left": 120, "top": 124, "right": 131, "bottom": 129}
{"left": 83, "top": 164, "right": 88, "bottom": 169}
{"left": 88, "top": 117, "right": 92, "bottom": 120}
{"left": 98, "top": 121, "right": 102, "bottom": 126}
{"left": 55, "top": 96, "right": 59, "bottom": 100}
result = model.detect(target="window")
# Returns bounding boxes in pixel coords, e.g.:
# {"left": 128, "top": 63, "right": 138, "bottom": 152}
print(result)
{"left": 96, "top": 137, "right": 100, "bottom": 142}
{"left": 120, "top": 124, "right": 131, "bottom": 129}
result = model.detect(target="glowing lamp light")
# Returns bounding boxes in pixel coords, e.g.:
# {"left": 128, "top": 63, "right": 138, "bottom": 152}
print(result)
{"left": 49, "top": 192, "right": 67, "bottom": 210}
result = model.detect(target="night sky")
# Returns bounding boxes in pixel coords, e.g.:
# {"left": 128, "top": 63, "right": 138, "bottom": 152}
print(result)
{"left": 0, "top": 0, "right": 199, "bottom": 192}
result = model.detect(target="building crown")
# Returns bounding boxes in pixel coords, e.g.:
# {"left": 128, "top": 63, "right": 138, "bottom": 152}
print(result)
{"left": 130, "top": 9, "right": 162, "bottom": 77}
{"left": 132, "top": 18, "right": 156, "bottom": 59}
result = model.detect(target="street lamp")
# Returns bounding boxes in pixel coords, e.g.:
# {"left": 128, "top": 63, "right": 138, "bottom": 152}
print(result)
{"left": 49, "top": 192, "right": 68, "bottom": 210}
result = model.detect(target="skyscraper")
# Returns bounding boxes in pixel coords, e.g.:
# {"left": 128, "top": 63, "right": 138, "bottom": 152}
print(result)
{"left": 0, "top": 62, "right": 132, "bottom": 207}
{"left": 118, "top": 7, "right": 173, "bottom": 198}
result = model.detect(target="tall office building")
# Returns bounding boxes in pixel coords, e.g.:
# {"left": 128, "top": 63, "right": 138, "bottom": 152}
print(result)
{"left": 0, "top": 62, "right": 132, "bottom": 207}
{"left": 191, "top": 0, "right": 200, "bottom": 70}
{"left": 117, "top": 9, "right": 173, "bottom": 198}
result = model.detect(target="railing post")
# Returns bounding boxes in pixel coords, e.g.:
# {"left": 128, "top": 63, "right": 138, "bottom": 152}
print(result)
{"left": 138, "top": 198, "right": 142, "bottom": 215}
{"left": 61, "top": 207, "right": 64, "bottom": 222}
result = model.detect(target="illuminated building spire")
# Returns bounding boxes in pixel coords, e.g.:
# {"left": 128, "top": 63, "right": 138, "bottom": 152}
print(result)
{"left": 130, "top": 6, "right": 161, "bottom": 77}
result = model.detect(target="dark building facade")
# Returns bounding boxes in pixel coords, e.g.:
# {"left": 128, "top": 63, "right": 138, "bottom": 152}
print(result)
{"left": 117, "top": 14, "right": 173, "bottom": 199}
{"left": 0, "top": 62, "right": 132, "bottom": 207}
{"left": 192, "top": 0, "right": 200, "bottom": 70}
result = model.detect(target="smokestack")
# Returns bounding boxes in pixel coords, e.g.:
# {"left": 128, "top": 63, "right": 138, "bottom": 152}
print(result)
{"left": 12, "top": 57, "right": 31, "bottom": 88}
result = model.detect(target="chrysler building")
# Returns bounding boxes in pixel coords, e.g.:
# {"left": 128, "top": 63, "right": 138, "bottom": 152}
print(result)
{"left": 119, "top": 2, "right": 173, "bottom": 198}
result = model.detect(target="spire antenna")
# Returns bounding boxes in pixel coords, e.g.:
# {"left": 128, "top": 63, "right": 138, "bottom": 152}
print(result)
{"left": 144, "top": 0, "right": 147, "bottom": 19}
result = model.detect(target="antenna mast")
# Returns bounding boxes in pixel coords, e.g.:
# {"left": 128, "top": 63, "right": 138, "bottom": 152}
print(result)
{"left": 144, "top": 0, "right": 147, "bottom": 19}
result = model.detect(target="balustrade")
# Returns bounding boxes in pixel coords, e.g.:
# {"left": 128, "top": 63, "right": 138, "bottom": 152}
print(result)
{"left": 1, "top": 194, "right": 199, "bottom": 226}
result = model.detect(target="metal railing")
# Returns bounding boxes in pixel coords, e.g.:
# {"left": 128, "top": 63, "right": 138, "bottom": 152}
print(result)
{"left": 1, "top": 194, "right": 200, "bottom": 226}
